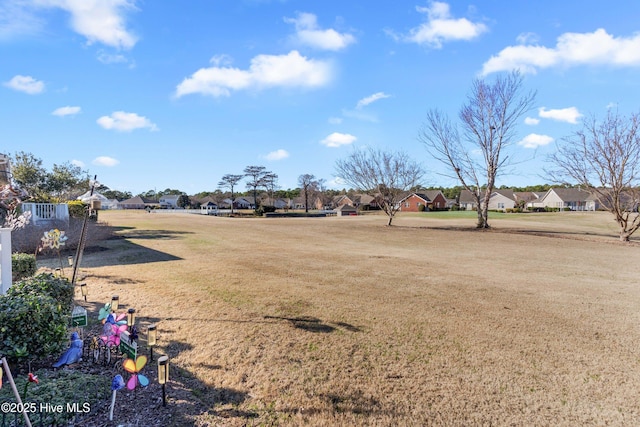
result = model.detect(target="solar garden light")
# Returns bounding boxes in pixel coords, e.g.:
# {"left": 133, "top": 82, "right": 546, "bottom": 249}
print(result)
{"left": 111, "top": 295, "right": 119, "bottom": 312}
{"left": 80, "top": 283, "right": 88, "bottom": 302}
{"left": 158, "top": 356, "right": 169, "bottom": 407}
{"left": 147, "top": 324, "right": 157, "bottom": 361}
{"left": 67, "top": 256, "right": 74, "bottom": 266}
{"left": 127, "top": 308, "right": 136, "bottom": 326}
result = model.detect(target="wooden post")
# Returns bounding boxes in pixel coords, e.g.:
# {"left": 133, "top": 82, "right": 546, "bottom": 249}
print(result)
{"left": 0, "top": 228, "right": 12, "bottom": 294}
{"left": 1, "top": 357, "right": 32, "bottom": 427}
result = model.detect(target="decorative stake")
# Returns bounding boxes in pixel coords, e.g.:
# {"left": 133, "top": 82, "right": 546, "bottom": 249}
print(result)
{"left": 0, "top": 358, "right": 32, "bottom": 427}
{"left": 109, "top": 375, "right": 125, "bottom": 421}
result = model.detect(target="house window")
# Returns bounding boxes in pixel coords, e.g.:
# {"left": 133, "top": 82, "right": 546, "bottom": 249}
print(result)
{"left": 498, "top": 203, "right": 504, "bottom": 209}
{"left": 405, "top": 202, "right": 409, "bottom": 208}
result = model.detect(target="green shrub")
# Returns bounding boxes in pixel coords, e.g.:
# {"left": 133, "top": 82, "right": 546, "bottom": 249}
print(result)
{"left": 12, "top": 253, "right": 36, "bottom": 281}
{"left": 418, "top": 204, "right": 426, "bottom": 212}
{"left": 255, "top": 205, "right": 277, "bottom": 215}
{"left": 0, "top": 292, "right": 68, "bottom": 362}
{"left": 66, "top": 200, "right": 86, "bottom": 218}
{"left": 7, "top": 273, "right": 74, "bottom": 315}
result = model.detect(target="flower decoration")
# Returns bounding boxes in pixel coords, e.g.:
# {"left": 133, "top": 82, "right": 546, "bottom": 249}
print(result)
{"left": 101, "top": 314, "right": 128, "bottom": 347}
{"left": 109, "top": 374, "right": 126, "bottom": 421}
{"left": 28, "top": 373, "right": 38, "bottom": 384}
{"left": 123, "top": 356, "right": 150, "bottom": 390}
{"left": 40, "top": 229, "right": 68, "bottom": 251}
{"left": 98, "top": 303, "right": 112, "bottom": 323}
{"left": 112, "top": 375, "right": 125, "bottom": 391}
{"left": 23, "top": 372, "right": 39, "bottom": 400}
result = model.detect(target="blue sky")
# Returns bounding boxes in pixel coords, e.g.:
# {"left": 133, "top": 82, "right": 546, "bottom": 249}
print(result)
{"left": 2, "top": 0, "right": 640, "bottom": 195}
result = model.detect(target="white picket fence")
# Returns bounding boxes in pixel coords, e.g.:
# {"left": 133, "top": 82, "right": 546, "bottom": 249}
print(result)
{"left": 0, "top": 228, "right": 11, "bottom": 294}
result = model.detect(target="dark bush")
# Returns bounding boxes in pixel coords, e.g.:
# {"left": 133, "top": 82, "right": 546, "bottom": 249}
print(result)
{"left": 418, "top": 204, "right": 426, "bottom": 212}
{"left": 12, "top": 253, "right": 36, "bottom": 281}
{"left": 0, "top": 292, "right": 68, "bottom": 362}
{"left": 7, "top": 273, "right": 74, "bottom": 315}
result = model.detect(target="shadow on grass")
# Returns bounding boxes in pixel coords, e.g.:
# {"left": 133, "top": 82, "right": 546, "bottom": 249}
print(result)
{"left": 264, "top": 315, "right": 362, "bottom": 333}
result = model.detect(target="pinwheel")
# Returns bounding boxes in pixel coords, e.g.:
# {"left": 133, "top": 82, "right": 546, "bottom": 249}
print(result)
{"left": 123, "top": 355, "right": 150, "bottom": 390}
{"left": 98, "top": 303, "right": 112, "bottom": 323}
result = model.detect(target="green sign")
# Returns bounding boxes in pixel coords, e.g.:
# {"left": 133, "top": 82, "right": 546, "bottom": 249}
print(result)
{"left": 71, "top": 306, "right": 87, "bottom": 327}
{"left": 119, "top": 330, "right": 137, "bottom": 360}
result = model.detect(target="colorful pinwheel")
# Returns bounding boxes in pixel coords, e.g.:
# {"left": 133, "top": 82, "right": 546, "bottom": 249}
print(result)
{"left": 123, "top": 355, "right": 150, "bottom": 390}
{"left": 101, "top": 314, "right": 128, "bottom": 347}
{"left": 98, "top": 303, "right": 112, "bottom": 323}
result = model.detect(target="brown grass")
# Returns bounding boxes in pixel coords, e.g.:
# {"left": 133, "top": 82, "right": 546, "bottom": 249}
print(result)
{"left": 49, "top": 210, "right": 640, "bottom": 426}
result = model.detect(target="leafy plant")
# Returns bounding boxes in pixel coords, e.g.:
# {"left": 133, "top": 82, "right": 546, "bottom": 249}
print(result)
{"left": 0, "top": 292, "right": 68, "bottom": 362}
{"left": 11, "top": 253, "right": 36, "bottom": 281}
{"left": 7, "top": 273, "right": 74, "bottom": 313}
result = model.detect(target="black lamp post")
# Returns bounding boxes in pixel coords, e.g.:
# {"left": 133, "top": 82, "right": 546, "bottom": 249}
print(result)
{"left": 158, "top": 356, "right": 169, "bottom": 406}
{"left": 147, "top": 324, "right": 157, "bottom": 361}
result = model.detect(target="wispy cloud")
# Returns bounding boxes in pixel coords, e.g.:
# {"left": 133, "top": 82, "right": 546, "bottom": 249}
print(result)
{"left": 320, "top": 132, "right": 356, "bottom": 148}
{"left": 538, "top": 107, "right": 582, "bottom": 124}
{"left": 71, "top": 159, "right": 85, "bottom": 168}
{"left": 284, "top": 12, "right": 355, "bottom": 51}
{"left": 175, "top": 50, "right": 332, "bottom": 98}
{"left": 390, "top": 1, "right": 488, "bottom": 48}
{"left": 265, "top": 149, "right": 290, "bottom": 161}
{"left": 517, "top": 133, "right": 553, "bottom": 149}
{"left": 52, "top": 106, "right": 81, "bottom": 117}
{"left": 97, "top": 111, "right": 158, "bottom": 132}
{"left": 34, "top": 0, "right": 138, "bottom": 49}
{"left": 524, "top": 117, "right": 540, "bottom": 125}
{"left": 92, "top": 156, "right": 119, "bottom": 167}
{"left": 356, "top": 92, "right": 390, "bottom": 109}
{"left": 4, "top": 75, "right": 44, "bottom": 94}
{"left": 482, "top": 28, "right": 640, "bottom": 75}
{"left": 328, "top": 117, "right": 343, "bottom": 125}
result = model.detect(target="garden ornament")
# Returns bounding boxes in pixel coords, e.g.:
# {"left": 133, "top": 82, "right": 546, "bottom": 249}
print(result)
{"left": 52, "top": 332, "right": 83, "bottom": 368}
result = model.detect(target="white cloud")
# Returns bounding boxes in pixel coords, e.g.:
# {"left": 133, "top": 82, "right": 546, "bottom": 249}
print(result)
{"left": 52, "top": 106, "right": 81, "bottom": 117}
{"left": 175, "top": 50, "right": 332, "bottom": 98}
{"left": 265, "top": 149, "right": 290, "bottom": 161}
{"left": 517, "top": 133, "right": 553, "bottom": 149}
{"left": 395, "top": 1, "right": 488, "bottom": 48}
{"left": 92, "top": 156, "right": 119, "bottom": 167}
{"left": 97, "top": 51, "right": 129, "bottom": 64}
{"left": 538, "top": 107, "right": 582, "bottom": 124}
{"left": 320, "top": 132, "right": 357, "bottom": 148}
{"left": 356, "top": 92, "right": 390, "bottom": 109}
{"left": 482, "top": 28, "right": 640, "bottom": 75}
{"left": 328, "top": 117, "right": 343, "bottom": 124}
{"left": 284, "top": 12, "right": 356, "bottom": 51}
{"left": 606, "top": 102, "right": 618, "bottom": 110}
{"left": 97, "top": 111, "right": 158, "bottom": 132}
{"left": 4, "top": 75, "right": 44, "bottom": 94}
{"left": 34, "top": 0, "right": 138, "bottom": 49}
{"left": 0, "top": 1, "right": 45, "bottom": 39}
{"left": 71, "top": 159, "right": 85, "bottom": 167}
{"left": 524, "top": 117, "right": 540, "bottom": 125}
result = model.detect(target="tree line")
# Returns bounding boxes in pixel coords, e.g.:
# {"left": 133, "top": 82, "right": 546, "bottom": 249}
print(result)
{"left": 7, "top": 71, "right": 640, "bottom": 240}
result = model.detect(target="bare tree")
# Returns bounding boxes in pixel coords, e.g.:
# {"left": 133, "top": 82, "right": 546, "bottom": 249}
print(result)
{"left": 335, "top": 148, "right": 424, "bottom": 226}
{"left": 218, "top": 174, "right": 243, "bottom": 214}
{"left": 243, "top": 165, "right": 269, "bottom": 210}
{"left": 547, "top": 111, "right": 640, "bottom": 242}
{"left": 298, "top": 174, "right": 318, "bottom": 212}
{"left": 259, "top": 172, "right": 279, "bottom": 207}
{"left": 419, "top": 71, "right": 536, "bottom": 228}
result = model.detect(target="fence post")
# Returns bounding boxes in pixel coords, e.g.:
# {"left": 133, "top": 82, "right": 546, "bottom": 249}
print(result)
{"left": 0, "top": 227, "right": 11, "bottom": 294}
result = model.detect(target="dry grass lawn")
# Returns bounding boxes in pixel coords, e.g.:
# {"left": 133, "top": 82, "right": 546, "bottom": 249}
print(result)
{"left": 55, "top": 210, "right": 640, "bottom": 426}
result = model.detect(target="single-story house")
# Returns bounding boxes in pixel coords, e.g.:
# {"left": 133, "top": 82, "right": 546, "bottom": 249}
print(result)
{"left": 335, "top": 204, "right": 357, "bottom": 216}
{"left": 539, "top": 188, "right": 593, "bottom": 211}
{"left": 159, "top": 194, "right": 180, "bottom": 209}
{"left": 487, "top": 189, "right": 516, "bottom": 211}
{"left": 458, "top": 189, "right": 480, "bottom": 211}
{"left": 399, "top": 191, "right": 447, "bottom": 212}
{"left": 119, "top": 196, "right": 159, "bottom": 209}
{"left": 220, "top": 197, "right": 253, "bottom": 210}
{"left": 514, "top": 191, "right": 546, "bottom": 209}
